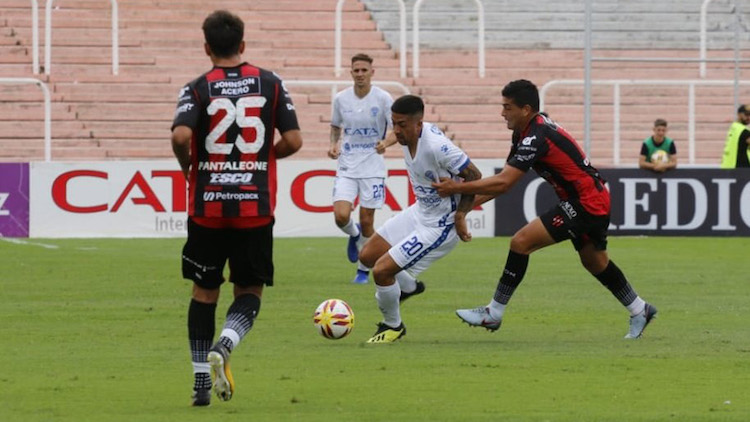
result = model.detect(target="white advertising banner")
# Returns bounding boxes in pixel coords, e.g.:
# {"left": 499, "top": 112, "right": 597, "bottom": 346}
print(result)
{"left": 29, "top": 159, "right": 497, "bottom": 238}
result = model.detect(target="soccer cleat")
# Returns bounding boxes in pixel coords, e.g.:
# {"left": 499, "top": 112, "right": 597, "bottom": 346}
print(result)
{"left": 455, "top": 306, "right": 502, "bottom": 332}
{"left": 399, "top": 281, "right": 426, "bottom": 302}
{"left": 191, "top": 388, "right": 211, "bottom": 407}
{"left": 366, "top": 322, "right": 406, "bottom": 343}
{"left": 207, "top": 344, "right": 235, "bottom": 401}
{"left": 624, "top": 303, "right": 658, "bottom": 339}
{"left": 347, "top": 223, "right": 361, "bottom": 263}
{"left": 352, "top": 269, "right": 369, "bottom": 284}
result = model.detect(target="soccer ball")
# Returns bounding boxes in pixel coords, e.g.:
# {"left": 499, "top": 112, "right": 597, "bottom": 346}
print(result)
{"left": 651, "top": 149, "right": 669, "bottom": 164}
{"left": 313, "top": 299, "right": 355, "bottom": 339}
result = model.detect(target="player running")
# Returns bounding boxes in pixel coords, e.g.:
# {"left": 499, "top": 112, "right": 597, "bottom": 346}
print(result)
{"left": 433, "top": 79, "right": 657, "bottom": 339}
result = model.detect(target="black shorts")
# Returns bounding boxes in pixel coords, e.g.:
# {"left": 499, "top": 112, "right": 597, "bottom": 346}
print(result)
{"left": 539, "top": 200, "right": 609, "bottom": 251}
{"left": 181, "top": 218, "right": 274, "bottom": 289}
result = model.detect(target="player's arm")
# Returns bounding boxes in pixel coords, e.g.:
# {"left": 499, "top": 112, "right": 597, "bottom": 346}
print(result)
{"left": 638, "top": 154, "right": 656, "bottom": 171}
{"left": 275, "top": 129, "right": 303, "bottom": 159}
{"left": 328, "top": 126, "right": 342, "bottom": 159}
{"left": 433, "top": 164, "right": 525, "bottom": 198}
{"left": 453, "top": 161, "right": 482, "bottom": 242}
{"left": 171, "top": 125, "right": 192, "bottom": 179}
{"left": 376, "top": 131, "right": 398, "bottom": 154}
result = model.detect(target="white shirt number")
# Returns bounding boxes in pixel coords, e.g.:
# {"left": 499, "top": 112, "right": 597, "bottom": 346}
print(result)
{"left": 205, "top": 97, "right": 267, "bottom": 154}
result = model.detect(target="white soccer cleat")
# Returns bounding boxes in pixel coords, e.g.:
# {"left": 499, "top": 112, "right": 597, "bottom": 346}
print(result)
{"left": 624, "top": 303, "right": 658, "bottom": 339}
{"left": 455, "top": 306, "right": 502, "bottom": 332}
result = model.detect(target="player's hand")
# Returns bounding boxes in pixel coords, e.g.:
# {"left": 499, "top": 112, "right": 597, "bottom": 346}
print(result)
{"left": 327, "top": 145, "right": 340, "bottom": 159}
{"left": 454, "top": 214, "right": 472, "bottom": 242}
{"left": 375, "top": 141, "right": 386, "bottom": 154}
{"left": 432, "top": 177, "right": 457, "bottom": 197}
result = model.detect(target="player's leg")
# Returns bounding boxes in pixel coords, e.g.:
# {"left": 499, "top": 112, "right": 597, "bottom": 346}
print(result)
{"left": 350, "top": 178, "right": 385, "bottom": 283}
{"left": 208, "top": 224, "right": 273, "bottom": 401}
{"left": 579, "top": 234, "right": 657, "bottom": 339}
{"left": 333, "top": 177, "right": 362, "bottom": 263}
{"left": 351, "top": 206, "right": 376, "bottom": 283}
{"left": 368, "top": 215, "right": 458, "bottom": 343}
{"left": 182, "top": 219, "right": 227, "bottom": 406}
{"left": 456, "top": 213, "right": 556, "bottom": 331}
{"left": 360, "top": 232, "right": 424, "bottom": 302}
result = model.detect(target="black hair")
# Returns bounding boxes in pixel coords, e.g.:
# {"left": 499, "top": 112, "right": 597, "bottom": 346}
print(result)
{"left": 391, "top": 95, "right": 424, "bottom": 116}
{"left": 202, "top": 10, "right": 244, "bottom": 59}
{"left": 501, "top": 79, "right": 539, "bottom": 112}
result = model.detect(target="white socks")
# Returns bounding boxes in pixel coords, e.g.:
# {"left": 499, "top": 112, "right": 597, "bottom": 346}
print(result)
{"left": 626, "top": 297, "right": 646, "bottom": 316}
{"left": 341, "top": 219, "right": 360, "bottom": 237}
{"left": 395, "top": 271, "right": 417, "bottom": 293}
{"left": 375, "top": 283, "right": 402, "bottom": 328}
{"left": 487, "top": 299, "right": 506, "bottom": 321}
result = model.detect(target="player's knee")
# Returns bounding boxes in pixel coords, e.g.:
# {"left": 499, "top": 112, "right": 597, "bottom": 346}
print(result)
{"left": 371, "top": 261, "right": 395, "bottom": 286}
{"left": 509, "top": 233, "right": 534, "bottom": 255}
{"left": 359, "top": 244, "right": 377, "bottom": 268}
{"left": 334, "top": 212, "right": 349, "bottom": 228}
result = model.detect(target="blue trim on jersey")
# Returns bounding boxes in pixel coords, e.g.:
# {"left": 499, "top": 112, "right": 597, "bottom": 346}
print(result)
{"left": 457, "top": 157, "right": 471, "bottom": 172}
{"left": 402, "top": 224, "right": 454, "bottom": 271}
{"left": 437, "top": 195, "right": 458, "bottom": 227}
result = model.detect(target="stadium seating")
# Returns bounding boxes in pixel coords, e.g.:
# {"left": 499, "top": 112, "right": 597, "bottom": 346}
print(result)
{"left": 1, "top": 0, "right": 749, "bottom": 165}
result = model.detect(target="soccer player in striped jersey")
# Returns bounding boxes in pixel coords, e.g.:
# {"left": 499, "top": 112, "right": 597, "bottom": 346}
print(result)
{"left": 171, "top": 10, "right": 302, "bottom": 406}
{"left": 433, "top": 79, "right": 657, "bottom": 339}
{"left": 359, "top": 95, "right": 482, "bottom": 343}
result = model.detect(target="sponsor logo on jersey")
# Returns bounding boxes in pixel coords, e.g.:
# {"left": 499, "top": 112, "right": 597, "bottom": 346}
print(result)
{"left": 174, "top": 103, "right": 194, "bottom": 117}
{"left": 286, "top": 103, "right": 295, "bottom": 111}
{"left": 430, "top": 125, "right": 444, "bottom": 135}
{"left": 521, "top": 135, "right": 536, "bottom": 146}
{"left": 177, "top": 86, "right": 189, "bottom": 99}
{"left": 203, "top": 191, "right": 259, "bottom": 202}
{"left": 440, "top": 144, "right": 450, "bottom": 154}
{"left": 209, "top": 77, "right": 261, "bottom": 98}
{"left": 344, "top": 127, "right": 379, "bottom": 137}
{"left": 209, "top": 172, "right": 254, "bottom": 185}
{"left": 198, "top": 161, "right": 268, "bottom": 172}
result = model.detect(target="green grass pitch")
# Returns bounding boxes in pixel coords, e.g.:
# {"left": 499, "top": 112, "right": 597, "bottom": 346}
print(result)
{"left": 1, "top": 236, "right": 748, "bottom": 421}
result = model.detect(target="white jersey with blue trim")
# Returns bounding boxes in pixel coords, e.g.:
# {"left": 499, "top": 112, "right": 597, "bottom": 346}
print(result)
{"left": 403, "top": 122, "right": 471, "bottom": 228}
{"left": 331, "top": 86, "right": 393, "bottom": 178}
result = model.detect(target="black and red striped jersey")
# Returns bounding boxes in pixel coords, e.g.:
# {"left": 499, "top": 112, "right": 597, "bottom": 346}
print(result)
{"left": 172, "top": 63, "right": 299, "bottom": 225}
{"left": 507, "top": 113, "right": 610, "bottom": 215}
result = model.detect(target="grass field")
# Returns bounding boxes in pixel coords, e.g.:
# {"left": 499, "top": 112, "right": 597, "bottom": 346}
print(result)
{"left": 1, "top": 236, "right": 749, "bottom": 421}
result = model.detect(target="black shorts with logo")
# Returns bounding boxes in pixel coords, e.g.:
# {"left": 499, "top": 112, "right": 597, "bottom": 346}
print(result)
{"left": 539, "top": 200, "right": 609, "bottom": 251}
{"left": 182, "top": 218, "right": 274, "bottom": 289}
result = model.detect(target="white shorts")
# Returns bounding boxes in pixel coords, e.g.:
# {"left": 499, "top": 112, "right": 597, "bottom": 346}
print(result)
{"left": 377, "top": 205, "right": 459, "bottom": 277}
{"left": 332, "top": 176, "right": 385, "bottom": 209}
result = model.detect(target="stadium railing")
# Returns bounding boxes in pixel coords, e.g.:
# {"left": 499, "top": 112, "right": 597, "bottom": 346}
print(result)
{"left": 412, "top": 0, "right": 485, "bottom": 78}
{"left": 539, "top": 78, "right": 750, "bottom": 166}
{"left": 44, "top": 0, "right": 119, "bottom": 75}
{"left": 335, "top": 0, "right": 406, "bottom": 78}
{"left": 0, "top": 77, "right": 51, "bottom": 161}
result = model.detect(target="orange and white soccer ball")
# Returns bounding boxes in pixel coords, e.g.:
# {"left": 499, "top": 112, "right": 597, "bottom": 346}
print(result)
{"left": 313, "top": 299, "right": 355, "bottom": 339}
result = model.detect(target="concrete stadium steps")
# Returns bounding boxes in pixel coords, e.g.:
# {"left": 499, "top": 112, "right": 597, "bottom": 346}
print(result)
{"left": 362, "top": 0, "right": 750, "bottom": 50}
{"left": 1, "top": 0, "right": 746, "bottom": 165}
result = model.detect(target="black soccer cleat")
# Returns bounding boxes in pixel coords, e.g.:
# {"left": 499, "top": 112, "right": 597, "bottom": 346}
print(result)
{"left": 399, "top": 281, "right": 426, "bottom": 303}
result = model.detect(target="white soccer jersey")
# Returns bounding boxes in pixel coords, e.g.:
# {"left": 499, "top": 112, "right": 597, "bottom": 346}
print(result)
{"left": 403, "top": 122, "right": 471, "bottom": 227}
{"left": 331, "top": 86, "right": 393, "bottom": 178}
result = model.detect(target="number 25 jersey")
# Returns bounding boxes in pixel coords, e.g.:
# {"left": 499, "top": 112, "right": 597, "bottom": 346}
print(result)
{"left": 172, "top": 63, "right": 300, "bottom": 221}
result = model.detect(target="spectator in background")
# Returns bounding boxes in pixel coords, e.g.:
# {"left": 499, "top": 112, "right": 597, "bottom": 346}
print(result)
{"left": 720, "top": 105, "right": 750, "bottom": 168}
{"left": 639, "top": 118, "right": 677, "bottom": 173}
